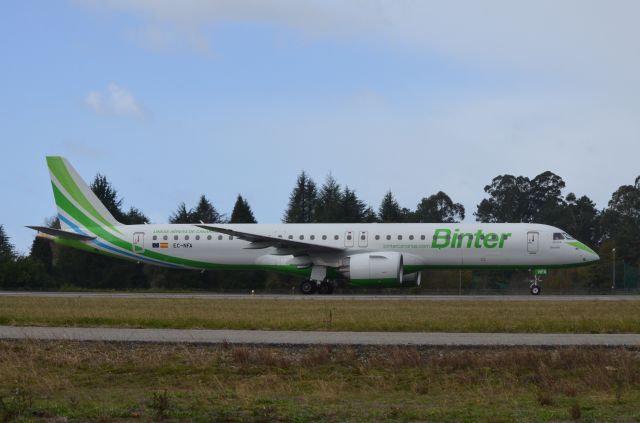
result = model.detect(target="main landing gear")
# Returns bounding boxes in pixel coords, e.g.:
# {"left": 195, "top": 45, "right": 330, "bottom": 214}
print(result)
{"left": 299, "top": 279, "right": 335, "bottom": 295}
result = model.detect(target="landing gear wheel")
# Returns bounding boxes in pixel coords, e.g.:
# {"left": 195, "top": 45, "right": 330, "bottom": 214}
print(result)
{"left": 300, "top": 280, "right": 317, "bottom": 295}
{"left": 318, "top": 281, "right": 334, "bottom": 295}
{"left": 530, "top": 285, "right": 541, "bottom": 295}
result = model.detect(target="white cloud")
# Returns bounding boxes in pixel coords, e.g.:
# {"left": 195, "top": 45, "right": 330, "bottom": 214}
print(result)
{"left": 85, "top": 83, "right": 144, "bottom": 117}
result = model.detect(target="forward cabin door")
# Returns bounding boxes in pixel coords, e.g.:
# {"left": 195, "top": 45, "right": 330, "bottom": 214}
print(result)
{"left": 527, "top": 231, "right": 539, "bottom": 254}
{"left": 358, "top": 231, "right": 368, "bottom": 248}
{"left": 133, "top": 232, "right": 145, "bottom": 254}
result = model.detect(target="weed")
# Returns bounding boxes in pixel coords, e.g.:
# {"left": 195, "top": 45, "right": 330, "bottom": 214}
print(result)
{"left": 570, "top": 402, "right": 582, "bottom": 420}
{"left": 0, "top": 386, "right": 32, "bottom": 423}
{"left": 148, "top": 390, "right": 172, "bottom": 421}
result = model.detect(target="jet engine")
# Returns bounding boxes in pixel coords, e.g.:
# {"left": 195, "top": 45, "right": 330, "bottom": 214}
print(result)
{"left": 340, "top": 252, "right": 403, "bottom": 284}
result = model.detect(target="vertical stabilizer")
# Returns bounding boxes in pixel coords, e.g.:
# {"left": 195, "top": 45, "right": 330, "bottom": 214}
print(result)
{"left": 46, "top": 156, "right": 122, "bottom": 231}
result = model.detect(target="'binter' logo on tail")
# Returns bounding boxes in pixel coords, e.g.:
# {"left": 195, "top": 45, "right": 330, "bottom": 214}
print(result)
{"left": 46, "top": 156, "right": 123, "bottom": 234}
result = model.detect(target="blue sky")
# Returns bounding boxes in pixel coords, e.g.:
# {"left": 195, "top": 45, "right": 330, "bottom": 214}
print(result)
{"left": 2, "top": 1, "right": 640, "bottom": 253}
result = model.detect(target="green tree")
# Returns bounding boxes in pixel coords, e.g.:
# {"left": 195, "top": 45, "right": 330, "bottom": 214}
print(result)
{"left": 341, "top": 187, "right": 371, "bottom": 223}
{"left": 169, "top": 202, "right": 192, "bottom": 224}
{"left": 601, "top": 177, "right": 640, "bottom": 264}
{"left": 192, "top": 195, "right": 224, "bottom": 223}
{"left": 123, "top": 207, "right": 149, "bottom": 225}
{"left": 565, "top": 193, "right": 600, "bottom": 248}
{"left": 415, "top": 191, "right": 465, "bottom": 223}
{"left": 378, "top": 191, "right": 404, "bottom": 223}
{"left": 230, "top": 195, "right": 257, "bottom": 223}
{"left": 475, "top": 175, "right": 532, "bottom": 223}
{"left": 90, "top": 174, "right": 125, "bottom": 222}
{"left": 0, "top": 225, "right": 15, "bottom": 263}
{"left": 283, "top": 171, "right": 317, "bottom": 223}
{"left": 315, "top": 175, "right": 343, "bottom": 223}
{"left": 529, "top": 171, "right": 567, "bottom": 225}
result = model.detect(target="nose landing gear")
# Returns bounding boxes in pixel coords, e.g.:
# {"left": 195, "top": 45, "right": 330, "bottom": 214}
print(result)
{"left": 529, "top": 270, "right": 544, "bottom": 295}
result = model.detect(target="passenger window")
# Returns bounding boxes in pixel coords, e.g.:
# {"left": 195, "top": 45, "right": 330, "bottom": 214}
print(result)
{"left": 152, "top": 235, "right": 157, "bottom": 241}
{"left": 361, "top": 234, "right": 365, "bottom": 240}
{"left": 229, "top": 236, "right": 233, "bottom": 240}
{"left": 174, "top": 235, "right": 178, "bottom": 240}
{"left": 375, "top": 235, "right": 380, "bottom": 240}
{"left": 163, "top": 235, "right": 168, "bottom": 241}
{"left": 398, "top": 235, "right": 403, "bottom": 240}
{"left": 420, "top": 235, "right": 425, "bottom": 240}
{"left": 322, "top": 235, "right": 327, "bottom": 240}
{"left": 288, "top": 235, "right": 293, "bottom": 240}
{"left": 218, "top": 235, "right": 223, "bottom": 240}
{"left": 553, "top": 233, "right": 564, "bottom": 240}
{"left": 207, "top": 235, "right": 212, "bottom": 240}
{"left": 347, "top": 235, "right": 352, "bottom": 241}
{"left": 310, "top": 235, "right": 315, "bottom": 240}
{"left": 334, "top": 235, "right": 339, "bottom": 240}
{"left": 300, "top": 235, "right": 304, "bottom": 240}
{"left": 195, "top": 235, "right": 200, "bottom": 240}
{"left": 185, "top": 235, "right": 189, "bottom": 240}
{"left": 386, "top": 235, "right": 391, "bottom": 240}
{"left": 409, "top": 235, "right": 414, "bottom": 240}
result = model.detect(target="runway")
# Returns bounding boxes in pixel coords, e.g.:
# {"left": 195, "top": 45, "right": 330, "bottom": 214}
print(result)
{"left": 1, "top": 291, "right": 638, "bottom": 301}
{"left": 1, "top": 326, "right": 640, "bottom": 346}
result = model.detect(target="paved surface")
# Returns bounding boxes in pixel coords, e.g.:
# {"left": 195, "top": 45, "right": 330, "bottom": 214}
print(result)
{"left": 1, "top": 291, "right": 638, "bottom": 301}
{"left": 1, "top": 326, "right": 639, "bottom": 346}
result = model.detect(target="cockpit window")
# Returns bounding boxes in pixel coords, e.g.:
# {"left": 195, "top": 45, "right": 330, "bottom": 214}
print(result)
{"left": 553, "top": 233, "right": 565, "bottom": 240}
{"left": 562, "top": 232, "right": 575, "bottom": 240}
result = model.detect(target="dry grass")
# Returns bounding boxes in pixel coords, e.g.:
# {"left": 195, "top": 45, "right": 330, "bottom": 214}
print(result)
{"left": 2, "top": 341, "right": 640, "bottom": 421}
{"left": 2, "top": 296, "right": 640, "bottom": 333}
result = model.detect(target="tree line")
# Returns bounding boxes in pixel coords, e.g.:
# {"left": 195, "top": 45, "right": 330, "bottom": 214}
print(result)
{"left": 1, "top": 169, "right": 639, "bottom": 291}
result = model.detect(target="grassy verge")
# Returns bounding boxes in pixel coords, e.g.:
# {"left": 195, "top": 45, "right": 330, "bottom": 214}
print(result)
{"left": 2, "top": 341, "right": 640, "bottom": 422}
{"left": 2, "top": 297, "right": 640, "bottom": 333}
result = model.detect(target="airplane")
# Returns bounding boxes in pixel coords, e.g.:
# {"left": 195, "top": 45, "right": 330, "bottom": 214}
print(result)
{"left": 29, "top": 157, "right": 599, "bottom": 295}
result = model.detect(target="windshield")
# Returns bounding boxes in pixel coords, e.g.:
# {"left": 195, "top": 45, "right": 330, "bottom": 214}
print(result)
{"left": 553, "top": 233, "right": 565, "bottom": 240}
{"left": 562, "top": 232, "right": 575, "bottom": 240}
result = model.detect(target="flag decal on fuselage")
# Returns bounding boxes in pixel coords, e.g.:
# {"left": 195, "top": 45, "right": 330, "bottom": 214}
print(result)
{"left": 152, "top": 243, "right": 168, "bottom": 249}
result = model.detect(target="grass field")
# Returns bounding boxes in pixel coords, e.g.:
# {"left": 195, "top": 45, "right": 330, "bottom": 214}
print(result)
{"left": 2, "top": 341, "right": 640, "bottom": 422}
{"left": 2, "top": 296, "right": 640, "bottom": 333}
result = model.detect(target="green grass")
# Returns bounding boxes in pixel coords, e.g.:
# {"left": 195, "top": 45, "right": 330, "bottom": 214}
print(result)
{"left": 2, "top": 296, "right": 640, "bottom": 333}
{"left": 2, "top": 341, "right": 640, "bottom": 422}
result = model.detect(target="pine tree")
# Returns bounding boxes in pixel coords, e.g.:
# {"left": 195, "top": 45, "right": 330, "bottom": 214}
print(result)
{"left": 341, "top": 187, "right": 368, "bottom": 223}
{"left": 378, "top": 191, "right": 403, "bottom": 223}
{"left": 192, "top": 195, "right": 224, "bottom": 223}
{"left": 283, "top": 171, "right": 317, "bottom": 223}
{"left": 169, "top": 202, "right": 193, "bottom": 224}
{"left": 230, "top": 195, "right": 257, "bottom": 223}
{"left": 0, "top": 225, "right": 15, "bottom": 262}
{"left": 315, "top": 175, "right": 343, "bottom": 223}
{"left": 90, "top": 174, "right": 125, "bottom": 222}
{"left": 123, "top": 207, "right": 149, "bottom": 225}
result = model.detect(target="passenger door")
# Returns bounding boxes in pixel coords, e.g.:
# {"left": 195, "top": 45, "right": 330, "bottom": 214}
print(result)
{"left": 358, "top": 231, "right": 368, "bottom": 248}
{"left": 133, "top": 232, "right": 145, "bottom": 254}
{"left": 527, "top": 231, "right": 539, "bottom": 254}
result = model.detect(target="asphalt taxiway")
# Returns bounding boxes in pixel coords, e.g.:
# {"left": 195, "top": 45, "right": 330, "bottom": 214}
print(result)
{"left": 1, "top": 326, "right": 639, "bottom": 346}
{"left": 0, "top": 291, "right": 638, "bottom": 301}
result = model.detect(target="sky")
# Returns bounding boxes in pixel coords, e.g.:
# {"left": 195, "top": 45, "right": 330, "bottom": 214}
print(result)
{"left": 2, "top": 0, "right": 640, "bottom": 254}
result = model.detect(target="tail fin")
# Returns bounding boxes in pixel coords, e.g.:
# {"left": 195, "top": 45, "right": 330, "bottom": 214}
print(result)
{"left": 46, "top": 156, "right": 122, "bottom": 231}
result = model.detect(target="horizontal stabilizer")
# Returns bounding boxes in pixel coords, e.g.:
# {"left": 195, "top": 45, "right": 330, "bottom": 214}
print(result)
{"left": 27, "top": 226, "right": 96, "bottom": 241}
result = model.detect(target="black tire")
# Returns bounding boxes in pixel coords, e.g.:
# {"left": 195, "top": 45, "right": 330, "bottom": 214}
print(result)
{"left": 318, "top": 281, "right": 334, "bottom": 295}
{"left": 530, "top": 285, "right": 541, "bottom": 295}
{"left": 300, "top": 280, "right": 317, "bottom": 295}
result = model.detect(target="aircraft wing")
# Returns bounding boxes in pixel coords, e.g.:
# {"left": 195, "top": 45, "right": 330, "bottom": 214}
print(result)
{"left": 195, "top": 225, "right": 343, "bottom": 253}
{"left": 27, "top": 226, "right": 96, "bottom": 241}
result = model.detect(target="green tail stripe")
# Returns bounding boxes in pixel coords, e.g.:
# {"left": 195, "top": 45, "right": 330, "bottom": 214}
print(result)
{"left": 47, "top": 157, "right": 118, "bottom": 231}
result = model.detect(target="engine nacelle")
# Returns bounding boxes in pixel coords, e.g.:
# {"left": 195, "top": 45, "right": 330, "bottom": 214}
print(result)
{"left": 340, "top": 252, "right": 403, "bottom": 285}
